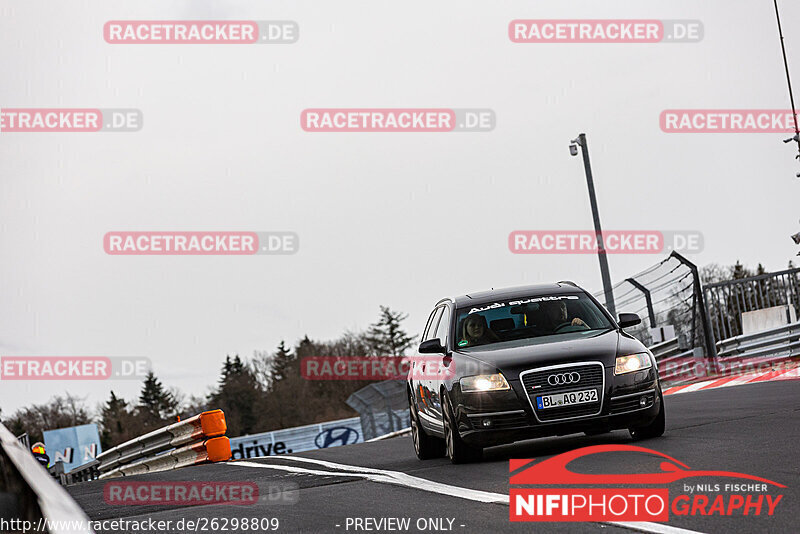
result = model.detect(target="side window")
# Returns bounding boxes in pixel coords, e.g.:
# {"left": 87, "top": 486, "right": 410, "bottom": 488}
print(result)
{"left": 421, "top": 311, "right": 436, "bottom": 342}
{"left": 423, "top": 307, "right": 444, "bottom": 342}
{"left": 435, "top": 306, "right": 451, "bottom": 347}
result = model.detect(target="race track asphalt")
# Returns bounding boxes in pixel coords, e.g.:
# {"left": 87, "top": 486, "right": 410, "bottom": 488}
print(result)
{"left": 68, "top": 379, "right": 800, "bottom": 534}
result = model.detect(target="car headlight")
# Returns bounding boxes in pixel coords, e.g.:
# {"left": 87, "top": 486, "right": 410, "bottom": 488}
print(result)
{"left": 614, "top": 353, "right": 652, "bottom": 375}
{"left": 460, "top": 373, "right": 510, "bottom": 392}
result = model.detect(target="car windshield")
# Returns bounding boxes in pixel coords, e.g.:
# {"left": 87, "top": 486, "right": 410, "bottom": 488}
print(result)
{"left": 454, "top": 293, "right": 613, "bottom": 349}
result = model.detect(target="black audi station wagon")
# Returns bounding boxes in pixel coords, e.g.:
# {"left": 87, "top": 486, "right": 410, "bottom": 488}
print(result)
{"left": 407, "top": 282, "right": 665, "bottom": 463}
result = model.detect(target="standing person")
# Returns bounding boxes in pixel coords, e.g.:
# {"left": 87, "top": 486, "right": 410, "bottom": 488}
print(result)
{"left": 30, "top": 442, "right": 50, "bottom": 469}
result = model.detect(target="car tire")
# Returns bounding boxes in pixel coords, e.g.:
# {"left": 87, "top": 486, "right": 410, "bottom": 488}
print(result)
{"left": 629, "top": 391, "right": 666, "bottom": 441}
{"left": 442, "top": 392, "right": 483, "bottom": 464}
{"left": 409, "top": 393, "right": 445, "bottom": 460}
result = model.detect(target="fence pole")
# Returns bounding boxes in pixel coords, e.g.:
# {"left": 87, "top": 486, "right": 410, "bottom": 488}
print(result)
{"left": 670, "top": 251, "right": 717, "bottom": 360}
{"left": 689, "top": 291, "right": 697, "bottom": 347}
{"left": 625, "top": 278, "right": 656, "bottom": 328}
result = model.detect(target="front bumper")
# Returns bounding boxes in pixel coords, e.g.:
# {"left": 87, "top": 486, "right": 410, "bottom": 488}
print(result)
{"left": 455, "top": 362, "right": 661, "bottom": 447}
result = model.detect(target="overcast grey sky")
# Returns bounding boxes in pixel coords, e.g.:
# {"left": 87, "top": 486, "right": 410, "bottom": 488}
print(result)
{"left": 1, "top": 0, "right": 799, "bottom": 414}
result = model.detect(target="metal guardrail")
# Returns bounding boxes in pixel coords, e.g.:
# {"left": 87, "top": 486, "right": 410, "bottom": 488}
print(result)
{"left": 653, "top": 322, "right": 800, "bottom": 385}
{"left": 1, "top": 422, "right": 94, "bottom": 533}
{"left": 61, "top": 409, "right": 231, "bottom": 484}
{"left": 649, "top": 338, "right": 698, "bottom": 376}
{"left": 715, "top": 321, "right": 800, "bottom": 359}
{"left": 704, "top": 267, "right": 800, "bottom": 341}
{"left": 347, "top": 380, "right": 410, "bottom": 441}
{"left": 100, "top": 436, "right": 231, "bottom": 479}
{"left": 649, "top": 337, "right": 680, "bottom": 361}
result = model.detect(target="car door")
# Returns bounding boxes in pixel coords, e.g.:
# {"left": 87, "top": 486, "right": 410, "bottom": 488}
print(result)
{"left": 415, "top": 305, "right": 444, "bottom": 434}
{"left": 427, "top": 304, "right": 452, "bottom": 425}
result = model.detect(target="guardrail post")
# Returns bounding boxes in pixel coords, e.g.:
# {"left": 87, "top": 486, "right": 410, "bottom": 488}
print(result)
{"left": 625, "top": 277, "right": 656, "bottom": 328}
{"left": 15, "top": 432, "right": 30, "bottom": 450}
{"left": 670, "top": 251, "right": 717, "bottom": 362}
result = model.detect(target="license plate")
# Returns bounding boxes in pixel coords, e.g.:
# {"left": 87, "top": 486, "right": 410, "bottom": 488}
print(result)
{"left": 536, "top": 389, "right": 598, "bottom": 409}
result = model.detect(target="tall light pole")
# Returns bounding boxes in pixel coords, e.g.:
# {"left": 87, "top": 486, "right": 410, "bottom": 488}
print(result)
{"left": 570, "top": 133, "right": 617, "bottom": 318}
{"left": 773, "top": 0, "right": 800, "bottom": 175}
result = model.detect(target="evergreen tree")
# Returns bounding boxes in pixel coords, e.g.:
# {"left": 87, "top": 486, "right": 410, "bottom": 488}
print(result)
{"left": 218, "top": 356, "right": 234, "bottom": 386}
{"left": 137, "top": 371, "right": 178, "bottom": 427}
{"left": 365, "top": 306, "right": 415, "bottom": 356}
{"left": 731, "top": 261, "right": 752, "bottom": 279}
{"left": 99, "top": 391, "right": 139, "bottom": 449}
{"left": 208, "top": 355, "right": 261, "bottom": 437}
{"left": 270, "top": 340, "right": 295, "bottom": 384}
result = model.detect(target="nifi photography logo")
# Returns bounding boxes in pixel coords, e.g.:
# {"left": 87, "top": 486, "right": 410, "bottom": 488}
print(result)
{"left": 509, "top": 445, "right": 784, "bottom": 522}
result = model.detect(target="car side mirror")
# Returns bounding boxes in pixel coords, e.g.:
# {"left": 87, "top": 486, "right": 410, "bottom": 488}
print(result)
{"left": 419, "top": 338, "right": 446, "bottom": 354}
{"left": 618, "top": 313, "right": 641, "bottom": 328}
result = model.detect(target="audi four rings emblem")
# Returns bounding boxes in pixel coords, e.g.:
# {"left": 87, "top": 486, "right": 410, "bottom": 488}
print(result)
{"left": 548, "top": 372, "right": 580, "bottom": 386}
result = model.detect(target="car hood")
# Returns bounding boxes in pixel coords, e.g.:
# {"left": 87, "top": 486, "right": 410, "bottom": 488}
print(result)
{"left": 453, "top": 329, "right": 627, "bottom": 380}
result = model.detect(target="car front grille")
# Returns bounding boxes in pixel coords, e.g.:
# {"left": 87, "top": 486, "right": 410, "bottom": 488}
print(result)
{"left": 520, "top": 363, "right": 605, "bottom": 422}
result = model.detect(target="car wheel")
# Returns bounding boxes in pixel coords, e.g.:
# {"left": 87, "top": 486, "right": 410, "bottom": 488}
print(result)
{"left": 442, "top": 392, "right": 482, "bottom": 464}
{"left": 629, "top": 391, "right": 666, "bottom": 441}
{"left": 409, "top": 392, "right": 444, "bottom": 460}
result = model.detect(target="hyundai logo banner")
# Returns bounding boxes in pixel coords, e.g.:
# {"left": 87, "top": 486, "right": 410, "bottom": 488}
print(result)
{"left": 229, "top": 410, "right": 410, "bottom": 459}
{"left": 42, "top": 423, "right": 102, "bottom": 471}
{"left": 230, "top": 417, "right": 364, "bottom": 460}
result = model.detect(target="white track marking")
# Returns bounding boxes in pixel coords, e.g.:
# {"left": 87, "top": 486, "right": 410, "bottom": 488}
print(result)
{"left": 673, "top": 382, "right": 708, "bottom": 394}
{"left": 242, "top": 453, "right": 433, "bottom": 476}
{"left": 777, "top": 368, "right": 800, "bottom": 379}
{"left": 230, "top": 457, "right": 705, "bottom": 534}
{"left": 611, "top": 522, "right": 704, "bottom": 534}
{"left": 230, "top": 460, "right": 507, "bottom": 503}
{"left": 366, "top": 428, "right": 411, "bottom": 442}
